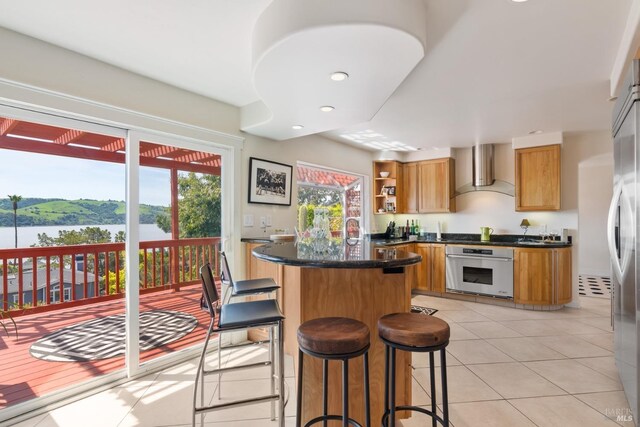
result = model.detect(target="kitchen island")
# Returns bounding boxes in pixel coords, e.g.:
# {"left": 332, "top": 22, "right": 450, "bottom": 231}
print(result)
{"left": 252, "top": 239, "right": 421, "bottom": 426}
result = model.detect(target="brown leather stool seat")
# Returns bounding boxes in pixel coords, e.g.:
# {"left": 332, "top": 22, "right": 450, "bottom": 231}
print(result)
{"left": 296, "top": 317, "right": 371, "bottom": 427}
{"left": 297, "top": 317, "right": 370, "bottom": 355}
{"left": 378, "top": 312, "right": 450, "bottom": 427}
{"left": 378, "top": 313, "right": 450, "bottom": 348}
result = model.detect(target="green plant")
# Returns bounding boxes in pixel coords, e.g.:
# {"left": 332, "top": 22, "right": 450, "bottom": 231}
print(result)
{"left": 0, "top": 310, "right": 18, "bottom": 339}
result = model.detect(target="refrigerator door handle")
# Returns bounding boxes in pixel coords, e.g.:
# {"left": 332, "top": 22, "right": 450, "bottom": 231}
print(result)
{"left": 607, "top": 180, "right": 633, "bottom": 283}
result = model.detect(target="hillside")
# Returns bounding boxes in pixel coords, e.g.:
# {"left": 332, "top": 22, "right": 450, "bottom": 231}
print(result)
{"left": 0, "top": 198, "right": 168, "bottom": 227}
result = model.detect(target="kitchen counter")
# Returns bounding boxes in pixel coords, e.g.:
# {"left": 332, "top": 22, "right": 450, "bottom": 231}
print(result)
{"left": 368, "top": 232, "right": 571, "bottom": 248}
{"left": 251, "top": 239, "right": 421, "bottom": 268}
{"left": 241, "top": 237, "right": 273, "bottom": 244}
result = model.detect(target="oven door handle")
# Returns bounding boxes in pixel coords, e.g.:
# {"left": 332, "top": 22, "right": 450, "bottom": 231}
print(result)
{"left": 446, "top": 254, "right": 513, "bottom": 262}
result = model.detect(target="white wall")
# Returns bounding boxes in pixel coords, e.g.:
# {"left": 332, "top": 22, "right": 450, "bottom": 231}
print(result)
{"left": 578, "top": 153, "right": 613, "bottom": 276}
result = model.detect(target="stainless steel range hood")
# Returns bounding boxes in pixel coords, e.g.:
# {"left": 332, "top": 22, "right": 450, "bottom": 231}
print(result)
{"left": 473, "top": 143, "right": 495, "bottom": 186}
{"left": 456, "top": 143, "right": 515, "bottom": 197}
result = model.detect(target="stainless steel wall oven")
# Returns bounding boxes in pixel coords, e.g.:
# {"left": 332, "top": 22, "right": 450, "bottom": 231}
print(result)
{"left": 445, "top": 246, "right": 514, "bottom": 298}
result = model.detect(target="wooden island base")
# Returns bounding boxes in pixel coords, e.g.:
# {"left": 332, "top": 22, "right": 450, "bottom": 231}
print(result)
{"left": 282, "top": 265, "right": 415, "bottom": 426}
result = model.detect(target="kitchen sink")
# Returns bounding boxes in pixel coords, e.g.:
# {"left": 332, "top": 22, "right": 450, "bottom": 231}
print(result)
{"left": 517, "top": 240, "right": 547, "bottom": 246}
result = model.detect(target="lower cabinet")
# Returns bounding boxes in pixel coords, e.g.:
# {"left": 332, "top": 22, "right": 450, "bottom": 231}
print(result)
{"left": 514, "top": 247, "right": 572, "bottom": 305}
{"left": 414, "top": 243, "right": 445, "bottom": 292}
{"left": 245, "top": 242, "right": 281, "bottom": 284}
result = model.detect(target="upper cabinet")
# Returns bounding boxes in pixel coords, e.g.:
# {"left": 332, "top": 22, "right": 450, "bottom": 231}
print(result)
{"left": 417, "top": 158, "right": 456, "bottom": 213}
{"left": 373, "top": 161, "right": 403, "bottom": 214}
{"left": 373, "top": 158, "right": 454, "bottom": 214}
{"left": 515, "top": 144, "right": 561, "bottom": 211}
{"left": 402, "top": 162, "right": 419, "bottom": 213}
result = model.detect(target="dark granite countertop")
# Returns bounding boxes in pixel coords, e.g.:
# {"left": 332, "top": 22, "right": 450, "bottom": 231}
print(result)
{"left": 241, "top": 237, "right": 273, "bottom": 243}
{"left": 367, "top": 233, "right": 571, "bottom": 248}
{"left": 251, "top": 239, "right": 422, "bottom": 269}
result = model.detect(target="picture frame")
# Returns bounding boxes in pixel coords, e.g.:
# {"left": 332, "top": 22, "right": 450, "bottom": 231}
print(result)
{"left": 385, "top": 201, "right": 396, "bottom": 212}
{"left": 387, "top": 186, "right": 396, "bottom": 196}
{"left": 248, "top": 157, "right": 293, "bottom": 206}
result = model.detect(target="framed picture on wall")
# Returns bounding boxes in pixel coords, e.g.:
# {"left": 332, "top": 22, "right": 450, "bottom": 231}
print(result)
{"left": 248, "top": 157, "right": 293, "bottom": 206}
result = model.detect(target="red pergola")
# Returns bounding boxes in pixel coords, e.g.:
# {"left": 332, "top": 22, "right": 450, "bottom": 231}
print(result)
{"left": 0, "top": 116, "right": 221, "bottom": 240}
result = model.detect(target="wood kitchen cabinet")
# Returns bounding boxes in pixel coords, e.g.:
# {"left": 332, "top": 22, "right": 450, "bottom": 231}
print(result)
{"left": 417, "top": 158, "right": 456, "bottom": 213}
{"left": 245, "top": 242, "right": 281, "bottom": 285}
{"left": 514, "top": 246, "right": 571, "bottom": 305}
{"left": 515, "top": 144, "right": 561, "bottom": 211}
{"left": 414, "top": 243, "right": 445, "bottom": 292}
{"left": 373, "top": 160, "right": 403, "bottom": 214}
{"left": 402, "top": 162, "right": 418, "bottom": 213}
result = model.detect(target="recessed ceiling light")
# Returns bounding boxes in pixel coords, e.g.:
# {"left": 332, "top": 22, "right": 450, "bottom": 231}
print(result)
{"left": 511, "top": 0, "right": 528, "bottom": 2}
{"left": 319, "top": 106, "right": 335, "bottom": 112}
{"left": 292, "top": 125, "right": 304, "bottom": 130}
{"left": 330, "top": 72, "right": 349, "bottom": 81}
{"left": 528, "top": 130, "right": 543, "bottom": 135}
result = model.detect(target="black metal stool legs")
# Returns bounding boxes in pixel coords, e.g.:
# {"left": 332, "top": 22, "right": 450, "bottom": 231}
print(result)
{"left": 381, "top": 340, "right": 450, "bottom": 427}
{"left": 429, "top": 352, "right": 436, "bottom": 427}
{"left": 323, "top": 359, "right": 328, "bottom": 427}
{"left": 390, "top": 347, "right": 396, "bottom": 427}
{"left": 343, "top": 359, "right": 349, "bottom": 427}
{"left": 363, "top": 351, "right": 370, "bottom": 427}
{"left": 296, "top": 349, "right": 304, "bottom": 427}
{"left": 295, "top": 347, "right": 370, "bottom": 427}
{"left": 441, "top": 349, "right": 449, "bottom": 426}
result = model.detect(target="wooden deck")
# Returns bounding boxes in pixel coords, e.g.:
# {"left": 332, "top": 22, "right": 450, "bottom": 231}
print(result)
{"left": 0, "top": 284, "right": 210, "bottom": 409}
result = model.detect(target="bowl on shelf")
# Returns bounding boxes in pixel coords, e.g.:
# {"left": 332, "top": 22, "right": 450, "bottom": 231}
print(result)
{"left": 377, "top": 208, "right": 385, "bottom": 213}
{"left": 379, "top": 171, "right": 390, "bottom": 178}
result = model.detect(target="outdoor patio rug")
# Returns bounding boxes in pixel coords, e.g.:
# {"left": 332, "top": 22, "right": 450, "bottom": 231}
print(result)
{"left": 578, "top": 275, "right": 611, "bottom": 299}
{"left": 410, "top": 305, "right": 438, "bottom": 316}
{"left": 30, "top": 310, "right": 198, "bottom": 362}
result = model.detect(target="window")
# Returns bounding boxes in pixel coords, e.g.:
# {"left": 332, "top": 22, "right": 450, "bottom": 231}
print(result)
{"left": 63, "top": 288, "right": 71, "bottom": 302}
{"left": 296, "top": 163, "right": 363, "bottom": 238}
{"left": 50, "top": 285, "right": 60, "bottom": 303}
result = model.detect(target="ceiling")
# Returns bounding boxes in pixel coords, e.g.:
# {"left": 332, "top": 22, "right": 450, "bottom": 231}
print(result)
{"left": 0, "top": 0, "right": 632, "bottom": 151}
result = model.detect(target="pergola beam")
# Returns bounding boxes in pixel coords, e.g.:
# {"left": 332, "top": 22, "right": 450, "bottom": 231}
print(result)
{"left": 101, "top": 138, "right": 126, "bottom": 152}
{"left": 0, "top": 135, "right": 220, "bottom": 175}
{"left": 0, "top": 119, "right": 19, "bottom": 136}
{"left": 53, "top": 129, "right": 85, "bottom": 145}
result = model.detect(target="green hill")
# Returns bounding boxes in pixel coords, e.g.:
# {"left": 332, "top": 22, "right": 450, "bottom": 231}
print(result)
{"left": 0, "top": 198, "right": 168, "bottom": 227}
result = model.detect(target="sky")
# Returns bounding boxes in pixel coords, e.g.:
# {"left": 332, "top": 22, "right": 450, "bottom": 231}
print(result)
{"left": 0, "top": 150, "right": 171, "bottom": 206}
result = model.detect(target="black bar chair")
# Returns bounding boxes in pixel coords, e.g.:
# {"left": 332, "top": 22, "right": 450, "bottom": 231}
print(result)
{"left": 296, "top": 317, "right": 371, "bottom": 427}
{"left": 193, "top": 263, "right": 285, "bottom": 427}
{"left": 378, "top": 313, "right": 450, "bottom": 427}
{"left": 219, "top": 251, "right": 280, "bottom": 305}
{"left": 217, "top": 251, "right": 280, "bottom": 396}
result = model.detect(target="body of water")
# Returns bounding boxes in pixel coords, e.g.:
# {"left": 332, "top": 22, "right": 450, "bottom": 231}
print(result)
{"left": 0, "top": 224, "right": 171, "bottom": 249}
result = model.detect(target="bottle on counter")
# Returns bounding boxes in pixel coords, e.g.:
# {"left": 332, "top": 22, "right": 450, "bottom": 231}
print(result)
{"left": 410, "top": 220, "right": 415, "bottom": 235}
{"left": 405, "top": 220, "right": 410, "bottom": 239}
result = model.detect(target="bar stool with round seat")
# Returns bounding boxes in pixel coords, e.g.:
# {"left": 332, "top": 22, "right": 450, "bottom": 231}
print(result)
{"left": 378, "top": 313, "right": 450, "bottom": 427}
{"left": 296, "top": 317, "right": 371, "bottom": 427}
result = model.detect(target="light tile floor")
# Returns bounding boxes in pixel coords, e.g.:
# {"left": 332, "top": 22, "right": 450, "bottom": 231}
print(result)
{"left": 9, "top": 296, "right": 633, "bottom": 427}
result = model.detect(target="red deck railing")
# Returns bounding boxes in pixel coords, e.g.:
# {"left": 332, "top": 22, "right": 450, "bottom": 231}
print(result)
{"left": 0, "top": 237, "right": 220, "bottom": 317}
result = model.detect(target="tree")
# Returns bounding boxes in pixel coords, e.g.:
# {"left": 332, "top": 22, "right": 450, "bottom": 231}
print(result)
{"left": 8, "top": 195, "right": 22, "bottom": 248}
{"left": 35, "top": 226, "right": 112, "bottom": 247}
{"left": 298, "top": 186, "right": 341, "bottom": 206}
{"left": 156, "top": 172, "right": 221, "bottom": 238}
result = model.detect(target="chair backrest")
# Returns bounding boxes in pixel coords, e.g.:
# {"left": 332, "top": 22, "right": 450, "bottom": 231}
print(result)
{"left": 200, "top": 263, "right": 220, "bottom": 318}
{"left": 219, "top": 251, "right": 234, "bottom": 286}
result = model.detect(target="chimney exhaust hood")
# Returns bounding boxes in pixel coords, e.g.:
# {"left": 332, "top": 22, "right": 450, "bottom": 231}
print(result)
{"left": 456, "top": 143, "right": 515, "bottom": 197}
{"left": 473, "top": 143, "right": 495, "bottom": 186}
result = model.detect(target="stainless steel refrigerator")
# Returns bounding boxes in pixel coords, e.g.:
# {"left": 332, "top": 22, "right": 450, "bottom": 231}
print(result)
{"left": 610, "top": 58, "right": 640, "bottom": 423}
